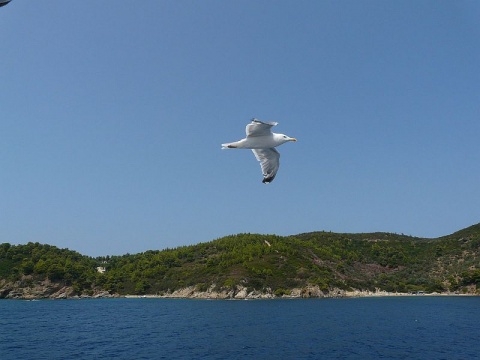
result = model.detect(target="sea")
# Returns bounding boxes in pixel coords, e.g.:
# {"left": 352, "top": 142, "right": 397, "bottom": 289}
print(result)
{"left": 0, "top": 296, "right": 478, "bottom": 359}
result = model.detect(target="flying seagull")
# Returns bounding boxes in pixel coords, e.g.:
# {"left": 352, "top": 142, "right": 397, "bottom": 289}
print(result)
{"left": 0, "top": 0, "right": 12, "bottom": 7}
{"left": 222, "top": 118, "right": 297, "bottom": 183}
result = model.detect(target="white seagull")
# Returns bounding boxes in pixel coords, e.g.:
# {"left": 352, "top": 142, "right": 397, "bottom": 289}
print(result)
{"left": 222, "top": 118, "right": 297, "bottom": 183}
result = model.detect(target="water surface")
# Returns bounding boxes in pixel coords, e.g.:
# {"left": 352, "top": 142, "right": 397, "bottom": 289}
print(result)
{"left": 1, "top": 297, "right": 478, "bottom": 359}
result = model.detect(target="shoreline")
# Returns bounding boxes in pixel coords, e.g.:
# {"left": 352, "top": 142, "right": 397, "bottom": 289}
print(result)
{"left": 123, "top": 293, "right": 477, "bottom": 300}
{"left": 3, "top": 291, "right": 477, "bottom": 301}
{"left": 1, "top": 282, "right": 477, "bottom": 300}
{"left": 122, "top": 286, "right": 478, "bottom": 300}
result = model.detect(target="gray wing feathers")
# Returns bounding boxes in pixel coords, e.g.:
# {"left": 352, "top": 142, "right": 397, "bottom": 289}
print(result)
{"left": 246, "top": 118, "right": 278, "bottom": 137}
{"left": 252, "top": 148, "right": 280, "bottom": 183}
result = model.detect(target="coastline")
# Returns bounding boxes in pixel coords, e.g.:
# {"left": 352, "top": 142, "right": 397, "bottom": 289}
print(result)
{"left": 122, "top": 285, "right": 478, "bottom": 300}
{"left": 1, "top": 279, "right": 477, "bottom": 300}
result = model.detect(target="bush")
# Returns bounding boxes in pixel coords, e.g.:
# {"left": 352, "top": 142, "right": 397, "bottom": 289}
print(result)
{"left": 274, "top": 288, "right": 291, "bottom": 296}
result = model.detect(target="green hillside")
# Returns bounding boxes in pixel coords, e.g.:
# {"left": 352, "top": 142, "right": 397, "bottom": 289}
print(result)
{"left": 1, "top": 224, "right": 479, "bottom": 298}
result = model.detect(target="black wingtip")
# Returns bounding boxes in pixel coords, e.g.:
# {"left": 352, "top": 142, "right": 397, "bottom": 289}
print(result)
{"left": 262, "top": 175, "right": 275, "bottom": 184}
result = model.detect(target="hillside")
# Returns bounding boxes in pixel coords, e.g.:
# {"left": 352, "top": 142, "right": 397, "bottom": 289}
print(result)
{"left": 1, "top": 224, "right": 479, "bottom": 299}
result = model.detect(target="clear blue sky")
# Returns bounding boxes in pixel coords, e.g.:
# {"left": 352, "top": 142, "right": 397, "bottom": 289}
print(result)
{"left": 1, "top": 1, "right": 479, "bottom": 256}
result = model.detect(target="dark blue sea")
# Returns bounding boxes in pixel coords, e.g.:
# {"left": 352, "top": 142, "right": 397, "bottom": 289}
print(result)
{"left": 1, "top": 297, "right": 479, "bottom": 359}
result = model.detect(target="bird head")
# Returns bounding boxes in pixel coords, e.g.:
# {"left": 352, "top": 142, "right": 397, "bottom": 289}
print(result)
{"left": 278, "top": 134, "right": 297, "bottom": 143}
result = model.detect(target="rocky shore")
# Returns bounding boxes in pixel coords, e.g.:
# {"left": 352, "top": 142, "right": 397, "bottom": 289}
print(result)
{"left": 1, "top": 278, "right": 476, "bottom": 300}
{"left": 0, "top": 278, "right": 118, "bottom": 300}
{"left": 126, "top": 285, "right": 476, "bottom": 300}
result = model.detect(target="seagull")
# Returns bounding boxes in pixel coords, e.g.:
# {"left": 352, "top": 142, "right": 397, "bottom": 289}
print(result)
{"left": 222, "top": 118, "right": 297, "bottom": 183}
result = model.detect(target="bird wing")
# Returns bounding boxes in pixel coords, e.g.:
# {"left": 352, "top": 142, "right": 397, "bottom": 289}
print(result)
{"left": 246, "top": 118, "right": 278, "bottom": 138}
{"left": 252, "top": 148, "right": 280, "bottom": 183}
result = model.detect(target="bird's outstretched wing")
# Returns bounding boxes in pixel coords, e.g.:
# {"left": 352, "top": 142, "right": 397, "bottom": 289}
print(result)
{"left": 246, "top": 118, "right": 278, "bottom": 138}
{"left": 252, "top": 148, "right": 280, "bottom": 183}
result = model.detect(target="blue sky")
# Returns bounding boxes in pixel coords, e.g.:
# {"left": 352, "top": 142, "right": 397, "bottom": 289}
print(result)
{"left": 1, "top": 1, "right": 479, "bottom": 256}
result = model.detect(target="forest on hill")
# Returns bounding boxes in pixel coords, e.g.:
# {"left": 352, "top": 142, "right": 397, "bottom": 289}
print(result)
{"left": 1, "top": 224, "right": 479, "bottom": 299}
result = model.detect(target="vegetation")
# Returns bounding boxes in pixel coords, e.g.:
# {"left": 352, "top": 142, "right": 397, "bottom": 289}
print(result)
{"left": 1, "top": 223, "right": 480, "bottom": 298}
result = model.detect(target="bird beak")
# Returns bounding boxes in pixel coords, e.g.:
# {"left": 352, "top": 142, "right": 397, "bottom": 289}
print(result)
{"left": 290, "top": 138, "right": 297, "bottom": 142}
